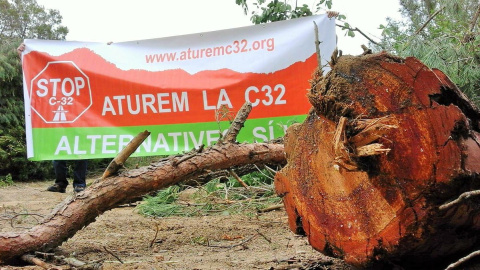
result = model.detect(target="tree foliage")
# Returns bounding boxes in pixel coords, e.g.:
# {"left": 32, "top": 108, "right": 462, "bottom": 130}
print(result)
{"left": 236, "top": 0, "right": 479, "bottom": 106}
{"left": 0, "top": 0, "right": 68, "bottom": 45}
{"left": 376, "top": 0, "right": 480, "bottom": 105}
{"left": 0, "top": 0, "right": 68, "bottom": 181}
{"left": 236, "top": 0, "right": 329, "bottom": 24}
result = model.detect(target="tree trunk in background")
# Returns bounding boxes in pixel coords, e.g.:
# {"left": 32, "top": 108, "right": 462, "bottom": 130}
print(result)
{"left": 0, "top": 142, "right": 285, "bottom": 263}
{"left": 275, "top": 52, "right": 480, "bottom": 268}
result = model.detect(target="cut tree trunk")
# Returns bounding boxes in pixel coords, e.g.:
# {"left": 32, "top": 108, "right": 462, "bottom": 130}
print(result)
{"left": 275, "top": 52, "right": 480, "bottom": 268}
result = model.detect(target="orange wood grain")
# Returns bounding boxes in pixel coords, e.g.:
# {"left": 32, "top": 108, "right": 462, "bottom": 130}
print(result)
{"left": 276, "top": 53, "right": 480, "bottom": 268}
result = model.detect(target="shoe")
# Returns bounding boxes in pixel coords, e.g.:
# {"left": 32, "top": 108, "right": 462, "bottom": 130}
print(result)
{"left": 47, "top": 184, "right": 66, "bottom": 193}
{"left": 74, "top": 186, "right": 86, "bottom": 193}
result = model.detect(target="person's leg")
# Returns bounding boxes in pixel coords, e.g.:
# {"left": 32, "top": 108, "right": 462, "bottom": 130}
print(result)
{"left": 48, "top": 160, "right": 68, "bottom": 192}
{"left": 73, "top": 160, "right": 87, "bottom": 191}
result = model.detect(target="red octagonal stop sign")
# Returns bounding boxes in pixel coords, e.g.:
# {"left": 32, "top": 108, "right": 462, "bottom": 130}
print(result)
{"left": 30, "top": 61, "right": 92, "bottom": 124}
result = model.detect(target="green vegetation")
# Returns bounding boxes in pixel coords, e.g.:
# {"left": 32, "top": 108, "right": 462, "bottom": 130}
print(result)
{"left": 377, "top": 0, "right": 480, "bottom": 106}
{"left": 1, "top": 0, "right": 477, "bottom": 190}
{"left": 235, "top": 0, "right": 479, "bottom": 106}
{"left": 0, "top": 0, "right": 68, "bottom": 181}
{"left": 236, "top": 0, "right": 313, "bottom": 24}
{"left": 235, "top": 0, "right": 355, "bottom": 37}
{"left": 0, "top": 174, "right": 14, "bottom": 187}
{"left": 236, "top": 0, "right": 334, "bottom": 24}
{"left": 137, "top": 170, "right": 281, "bottom": 218}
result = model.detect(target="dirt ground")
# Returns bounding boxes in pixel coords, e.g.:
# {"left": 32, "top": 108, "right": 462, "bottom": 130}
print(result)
{"left": 0, "top": 181, "right": 353, "bottom": 270}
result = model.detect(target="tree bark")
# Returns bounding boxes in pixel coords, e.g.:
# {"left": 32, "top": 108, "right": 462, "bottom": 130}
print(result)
{"left": 275, "top": 52, "right": 480, "bottom": 268}
{"left": 102, "top": 130, "right": 151, "bottom": 179}
{"left": 0, "top": 142, "right": 285, "bottom": 263}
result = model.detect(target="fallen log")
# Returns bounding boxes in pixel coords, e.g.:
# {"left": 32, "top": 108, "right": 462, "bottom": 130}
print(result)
{"left": 0, "top": 102, "right": 288, "bottom": 263}
{"left": 0, "top": 142, "right": 285, "bottom": 263}
{"left": 275, "top": 52, "right": 480, "bottom": 268}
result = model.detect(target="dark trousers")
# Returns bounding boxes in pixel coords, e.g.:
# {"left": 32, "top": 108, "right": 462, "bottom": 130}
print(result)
{"left": 53, "top": 160, "right": 87, "bottom": 188}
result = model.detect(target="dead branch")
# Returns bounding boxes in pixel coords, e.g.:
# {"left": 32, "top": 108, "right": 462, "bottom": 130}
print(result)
{"left": 463, "top": 3, "right": 480, "bottom": 42}
{"left": 102, "top": 130, "right": 151, "bottom": 179}
{"left": 439, "top": 190, "right": 480, "bottom": 211}
{"left": 469, "top": 4, "right": 480, "bottom": 33}
{"left": 172, "top": 144, "right": 204, "bottom": 166}
{"left": 256, "top": 229, "right": 272, "bottom": 243}
{"left": 263, "top": 164, "right": 279, "bottom": 175}
{"left": 446, "top": 250, "right": 480, "bottom": 270}
{"left": 229, "top": 169, "right": 249, "bottom": 189}
{"left": 208, "top": 234, "right": 258, "bottom": 249}
{"left": 150, "top": 223, "right": 160, "bottom": 248}
{"left": 21, "top": 254, "right": 59, "bottom": 270}
{"left": 0, "top": 142, "right": 285, "bottom": 263}
{"left": 59, "top": 255, "right": 103, "bottom": 269}
{"left": 220, "top": 102, "right": 252, "bottom": 144}
{"left": 9, "top": 213, "right": 44, "bottom": 229}
{"left": 62, "top": 256, "right": 86, "bottom": 267}
{"left": 258, "top": 204, "right": 284, "bottom": 213}
{"left": 182, "top": 160, "right": 283, "bottom": 187}
{"left": 361, "top": 44, "right": 372, "bottom": 55}
{"left": 414, "top": 6, "right": 445, "bottom": 35}
{"left": 335, "top": 23, "right": 381, "bottom": 46}
{"left": 313, "top": 21, "right": 322, "bottom": 71}
{"left": 103, "top": 246, "right": 123, "bottom": 264}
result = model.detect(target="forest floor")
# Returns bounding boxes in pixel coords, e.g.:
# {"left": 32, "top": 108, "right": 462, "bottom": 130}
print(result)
{"left": 0, "top": 180, "right": 354, "bottom": 270}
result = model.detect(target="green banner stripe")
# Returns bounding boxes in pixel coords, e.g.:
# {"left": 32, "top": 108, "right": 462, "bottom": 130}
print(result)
{"left": 30, "top": 115, "right": 306, "bottom": 161}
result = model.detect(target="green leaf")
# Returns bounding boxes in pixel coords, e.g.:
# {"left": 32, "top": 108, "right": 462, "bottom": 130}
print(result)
{"left": 326, "top": 0, "right": 332, "bottom": 9}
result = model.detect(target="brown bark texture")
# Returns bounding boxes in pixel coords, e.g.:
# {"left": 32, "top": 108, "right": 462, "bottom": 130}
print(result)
{"left": 102, "top": 130, "right": 151, "bottom": 179}
{"left": 0, "top": 142, "right": 285, "bottom": 263}
{"left": 275, "top": 52, "right": 480, "bottom": 268}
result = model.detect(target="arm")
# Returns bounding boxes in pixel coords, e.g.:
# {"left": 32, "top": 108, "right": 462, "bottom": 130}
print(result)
{"left": 17, "top": 43, "right": 25, "bottom": 58}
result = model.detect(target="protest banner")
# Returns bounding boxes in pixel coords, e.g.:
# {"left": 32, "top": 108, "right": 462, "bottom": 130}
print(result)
{"left": 21, "top": 14, "right": 336, "bottom": 160}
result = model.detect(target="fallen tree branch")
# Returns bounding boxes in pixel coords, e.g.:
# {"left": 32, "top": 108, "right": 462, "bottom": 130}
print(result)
{"left": 439, "top": 190, "right": 480, "bottom": 211}
{"left": 208, "top": 234, "right": 258, "bottom": 249}
{"left": 102, "top": 130, "right": 151, "bottom": 179}
{"left": 9, "top": 213, "right": 44, "bottom": 229}
{"left": 0, "top": 142, "right": 285, "bottom": 263}
{"left": 150, "top": 223, "right": 160, "bottom": 248}
{"left": 229, "top": 169, "right": 249, "bottom": 189}
{"left": 21, "top": 254, "right": 58, "bottom": 270}
{"left": 220, "top": 102, "right": 252, "bottom": 144}
{"left": 182, "top": 163, "right": 282, "bottom": 187}
{"left": 62, "top": 256, "right": 87, "bottom": 267}
{"left": 256, "top": 229, "right": 272, "bottom": 243}
{"left": 60, "top": 255, "right": 103, "bottom": 269}
{"left": 446, "top": 250, "right": 480, "bottom": 270}
{"left": 258, "top": 204, "right": 284, "bottom": 213}
{"left": 103, "top": 246, "right": 123, "bottom": 264}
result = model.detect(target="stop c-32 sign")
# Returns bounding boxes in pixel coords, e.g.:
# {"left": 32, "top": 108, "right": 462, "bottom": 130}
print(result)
{"left": 30, "top": 61, "right": 92, "bottom": 124}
